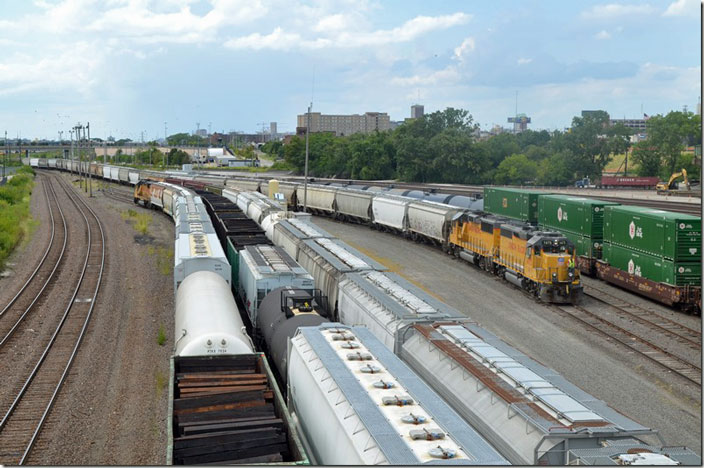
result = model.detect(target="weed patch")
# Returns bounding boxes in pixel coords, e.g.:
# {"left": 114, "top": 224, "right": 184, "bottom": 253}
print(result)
{"left": 0, "top": 172, "right": 35, "bottom": 269}
{"left": 157, "top": 324, "right": 167, "bottom": 346}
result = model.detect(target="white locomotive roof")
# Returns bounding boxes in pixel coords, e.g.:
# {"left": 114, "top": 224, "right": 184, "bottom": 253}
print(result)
{"left": 438, "top": 325, "right": 604, "bottom": 424}
{"left": 296, "top": 323, "right": 507, "bottom": 465}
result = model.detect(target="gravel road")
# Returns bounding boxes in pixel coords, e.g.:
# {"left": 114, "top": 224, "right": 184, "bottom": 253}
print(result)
{"left": 313, "top": 216, "right": 702, "bottom": 456}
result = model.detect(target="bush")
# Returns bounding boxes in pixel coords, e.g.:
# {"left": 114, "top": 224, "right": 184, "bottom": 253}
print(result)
{"left": 0, "top": 173, "right": 34, "bottom": 269}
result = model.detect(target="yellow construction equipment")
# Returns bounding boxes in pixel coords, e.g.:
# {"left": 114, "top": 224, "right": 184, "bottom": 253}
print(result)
{"left": 656, "top": 169, "right": 690, "bottom": 194}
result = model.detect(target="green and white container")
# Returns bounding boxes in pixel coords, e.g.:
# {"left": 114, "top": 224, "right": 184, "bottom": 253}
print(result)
{"left": 603, "top": 206, "right": 701, "bottom": 261}
{"left": 538, "top": 195, "right": 619, "bottom": 259}
{"left": 483, "top": 187, "right": 544, "bottom": 223}
{"left": 603, "top": 242, "right": 701, "bottom": 286}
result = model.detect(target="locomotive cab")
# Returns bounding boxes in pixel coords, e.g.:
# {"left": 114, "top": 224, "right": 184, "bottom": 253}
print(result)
{"left": 526, "top": 232, "right": 582, "bottom": 303}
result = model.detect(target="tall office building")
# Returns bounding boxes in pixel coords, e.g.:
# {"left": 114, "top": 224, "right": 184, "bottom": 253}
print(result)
{"left": 411, "top": 104, "right": 424, "bottom": 119}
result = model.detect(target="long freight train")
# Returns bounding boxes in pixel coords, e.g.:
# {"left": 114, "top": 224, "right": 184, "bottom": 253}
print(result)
{"left": 34, "top": 159, "right": 701, "bottom": 464}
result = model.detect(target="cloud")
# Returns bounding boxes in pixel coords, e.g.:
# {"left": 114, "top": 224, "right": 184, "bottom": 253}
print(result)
{"left": 663, "top": 0, "right": 699, "bottom": 16}
{"left": 517, "top": 57, "right": 533, "bottom": 65}
{"left": 224, "top": 12, "right": 471, "bottom": 50}
{"left": 453, "top": 37, "right": 475, "bottom": 62}
{"left": 595, "top": 30, "right": 612, "bottom": 39}
{"left": 391, "top": 66, "right": 461, "bottom": 86}
{"left": 581, "top": 3, "right": 657, "bottom": 19}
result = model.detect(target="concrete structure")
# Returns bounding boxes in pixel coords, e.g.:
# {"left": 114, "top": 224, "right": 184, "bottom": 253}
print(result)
{"left": 610, "top": 117, "right": 647, "bottom": 133}
{"left": 270, "top": 122, "right": 277, "bottom": 137}
{"left": 411, "top": 104, "right": 424, "bottom": 119}
{"left": 508, "top": 113, "right": 531, "bottom": 133}
{"left": 296, "top": 111, "right": 391, "bottom": 136}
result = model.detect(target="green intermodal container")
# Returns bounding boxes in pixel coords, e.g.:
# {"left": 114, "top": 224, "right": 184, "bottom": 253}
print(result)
{"left": 483, "top": 187, "right": 543, "bottom": 223}
{"left": 553, "top": 231, "right": 605, "bottom": 259}
{"left": 603, "top": 242, "right": 701, "bottom": 286}
{"left": 538, "top": 195, "right": 619, "bottom": 238}
{"left": 603, "top": 205, "right": 701, "bottom": 261}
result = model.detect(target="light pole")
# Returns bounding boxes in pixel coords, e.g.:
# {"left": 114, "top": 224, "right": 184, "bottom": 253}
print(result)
{"left": 303, "top": 103, "right": 311, "bottom": 212}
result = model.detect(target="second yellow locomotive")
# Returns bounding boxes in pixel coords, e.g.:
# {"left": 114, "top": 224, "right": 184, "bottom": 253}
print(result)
{"left": 448, "top": 213, "right": 582, "bottom": 304}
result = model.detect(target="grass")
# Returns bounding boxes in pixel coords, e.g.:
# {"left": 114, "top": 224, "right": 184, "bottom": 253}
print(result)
{"left": 0, "top": 167, "right": 35, "bottom": 270}
{"left": 147, "top": 245, "right": 173, "bottom": 276}
{"left": 155, "top": 369, "right": 168, "bottom": 398}
{"left": 121, "top": 208, "right": 152, "bottom": 235}
{"left": 157, "top": 324, "right": 167, "bottom": 346}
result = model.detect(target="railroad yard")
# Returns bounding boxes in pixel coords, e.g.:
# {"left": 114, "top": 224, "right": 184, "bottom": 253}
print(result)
{"left": 0, "top": 164, "right": 701, "bottom": 465}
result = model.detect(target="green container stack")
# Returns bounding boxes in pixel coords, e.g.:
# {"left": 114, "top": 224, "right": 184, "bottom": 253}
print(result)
{"left": 603, "top": 205, "right": 701, "bottom": 286}
{"left": 602, "top": 243, "right": 701, "bottom": 286}
{"left": 483, "top": 187, "right": 544, "bottom": 223}
{"left": 538, "top": 195, "right": 619, "bottom": 258}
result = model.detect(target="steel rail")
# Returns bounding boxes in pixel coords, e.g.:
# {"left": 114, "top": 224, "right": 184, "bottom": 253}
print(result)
{"left": 0, "top": 173, "right": 105, "bottom": 465}
{"left": 583, "top": 284, "right": 701, "bottom": 350}
{"left": 0, "top": 174, "right": 57, "bottom": 318}
{"left": 0, "top": 177, "right": 69, "bottom": 348}
{"left": 555, "top": 304, "right": 701, "bottom": 386}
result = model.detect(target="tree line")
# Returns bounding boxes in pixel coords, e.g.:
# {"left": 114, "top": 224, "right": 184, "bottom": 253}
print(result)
{"left": 269, "top": 108, "right": 701, "bottom": 185}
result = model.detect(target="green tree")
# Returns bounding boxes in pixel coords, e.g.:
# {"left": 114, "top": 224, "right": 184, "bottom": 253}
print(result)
{"left": 565, "top": 111, "right": 631, "bottom": 179}
{"left": 645, "top": 111, "right": 701, "bottom": 174}
{"left": 494, "top": 153, "right": 538, "bottom": 185}
{"left": 630, "top": 142, "right": 661, "bottom": 176}
{"left": 536, "top": 151, "right": 573, "bottom": 186}
{"left": 261, "top": 140, "right": 285, "bottom": 159}
{"left": 477, "top": 132, "right": 520, "bottom": 167}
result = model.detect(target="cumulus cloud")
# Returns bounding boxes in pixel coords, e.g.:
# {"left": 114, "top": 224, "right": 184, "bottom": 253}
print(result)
{"left": 595, "top": 30, "right": 612, "bottom": 39}
{"left": 581, "top": 3, "right": 657, "bottom": 19}
{"left": 453, "top": 37, "right": 475, "bottom": 62}
{"left": 663, "top": 0, "right": 699, "bottom": 16}
{"left": 517, "top": 57, "right": 533, "bottom": 65}
{"left": 224, "top": 12, "right": 471, "bottom": 50}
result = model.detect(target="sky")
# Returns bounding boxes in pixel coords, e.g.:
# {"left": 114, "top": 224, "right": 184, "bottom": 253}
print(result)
{"left": 0, "top": 0, "right": 700, "bottom": 141}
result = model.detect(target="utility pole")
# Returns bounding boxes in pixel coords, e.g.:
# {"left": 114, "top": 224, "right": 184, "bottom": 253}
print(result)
{"left": 69, "top": 129, "right": 74, "bottom": 175}
{"left": 3, "top": 130, "right": 6, "bottom": 181}
{"left": 87, "top": 122, "right": 92, "bottom": 196}
{"left": 304, "top": 103, "right": 311, "bottom": 212}
{"left": 165, "top": 121, "right": 169, "bottom": 168}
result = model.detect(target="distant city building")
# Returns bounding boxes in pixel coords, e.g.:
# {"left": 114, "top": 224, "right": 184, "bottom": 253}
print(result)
{"left": 581, "top": 110, "right": 606, "bottom": 118}
{"left": 194, "top": 128, "right": 207, "bottom": 137}
{"left": 296, "top": 111, "right": 391, "bottom": 136}
{"left": 411, "top": 104, "right": 424, "bottom": 119}
{"left": 508, "top": 113, "right": 531, "bottom": 133}
{"left": 270, "top": 122, "right": 277, "bottom": 137}
{"left": 610, "top": 117, "right": 647, "bottom": 133}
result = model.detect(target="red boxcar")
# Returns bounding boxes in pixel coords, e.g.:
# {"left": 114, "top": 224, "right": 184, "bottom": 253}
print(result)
{"left": 600, "top": 176, "right": 659, "bottom": 188}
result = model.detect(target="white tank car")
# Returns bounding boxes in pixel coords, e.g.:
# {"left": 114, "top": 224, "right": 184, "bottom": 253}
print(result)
{"left": 261, "top": 211, "right": 313, "bottom": 240}
{"left": 287, "top": 323, "right": 508, "bottom": 466}
{"left": 337, "top": 270, "right": 464, "bottom": 353}
{"left": 174, "top": 271, "right": 252, "bottom": 356}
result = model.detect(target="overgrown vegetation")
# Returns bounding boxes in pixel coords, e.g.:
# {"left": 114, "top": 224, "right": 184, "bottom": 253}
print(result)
{"left": 147, "top": 245, "right": 173, "bottom": 276}
{"left": 157, "top": 324, "right": 167, "bottom": 346}
{"left": 0, "top": 167, "right": 35, "bottom": 269}
{"left": 121, "top": 208, "right": 152, "bottom": 235}
{"left": 282, "top": 108, "right": 701, "bottom": 186}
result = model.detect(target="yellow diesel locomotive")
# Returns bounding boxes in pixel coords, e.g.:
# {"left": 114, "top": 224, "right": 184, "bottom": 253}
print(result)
{"left": 448, "top": 213, "right": 582, "bottom": 304}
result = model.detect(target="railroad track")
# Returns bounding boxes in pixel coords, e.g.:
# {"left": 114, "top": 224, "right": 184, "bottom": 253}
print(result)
{"left": 0, "top": 175, "right": 68, "bottom": 347}
{"left": 0, "top": 173, "right": 106, "bottom": 465}
{"left": 584, "top": 283, "right": 701, "bottom": 351}
{"left": 555, "top": 303, "right": 701, "bottom": 386}
{"left": 101, "top": 185, "right": 134, "bottom": 204}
